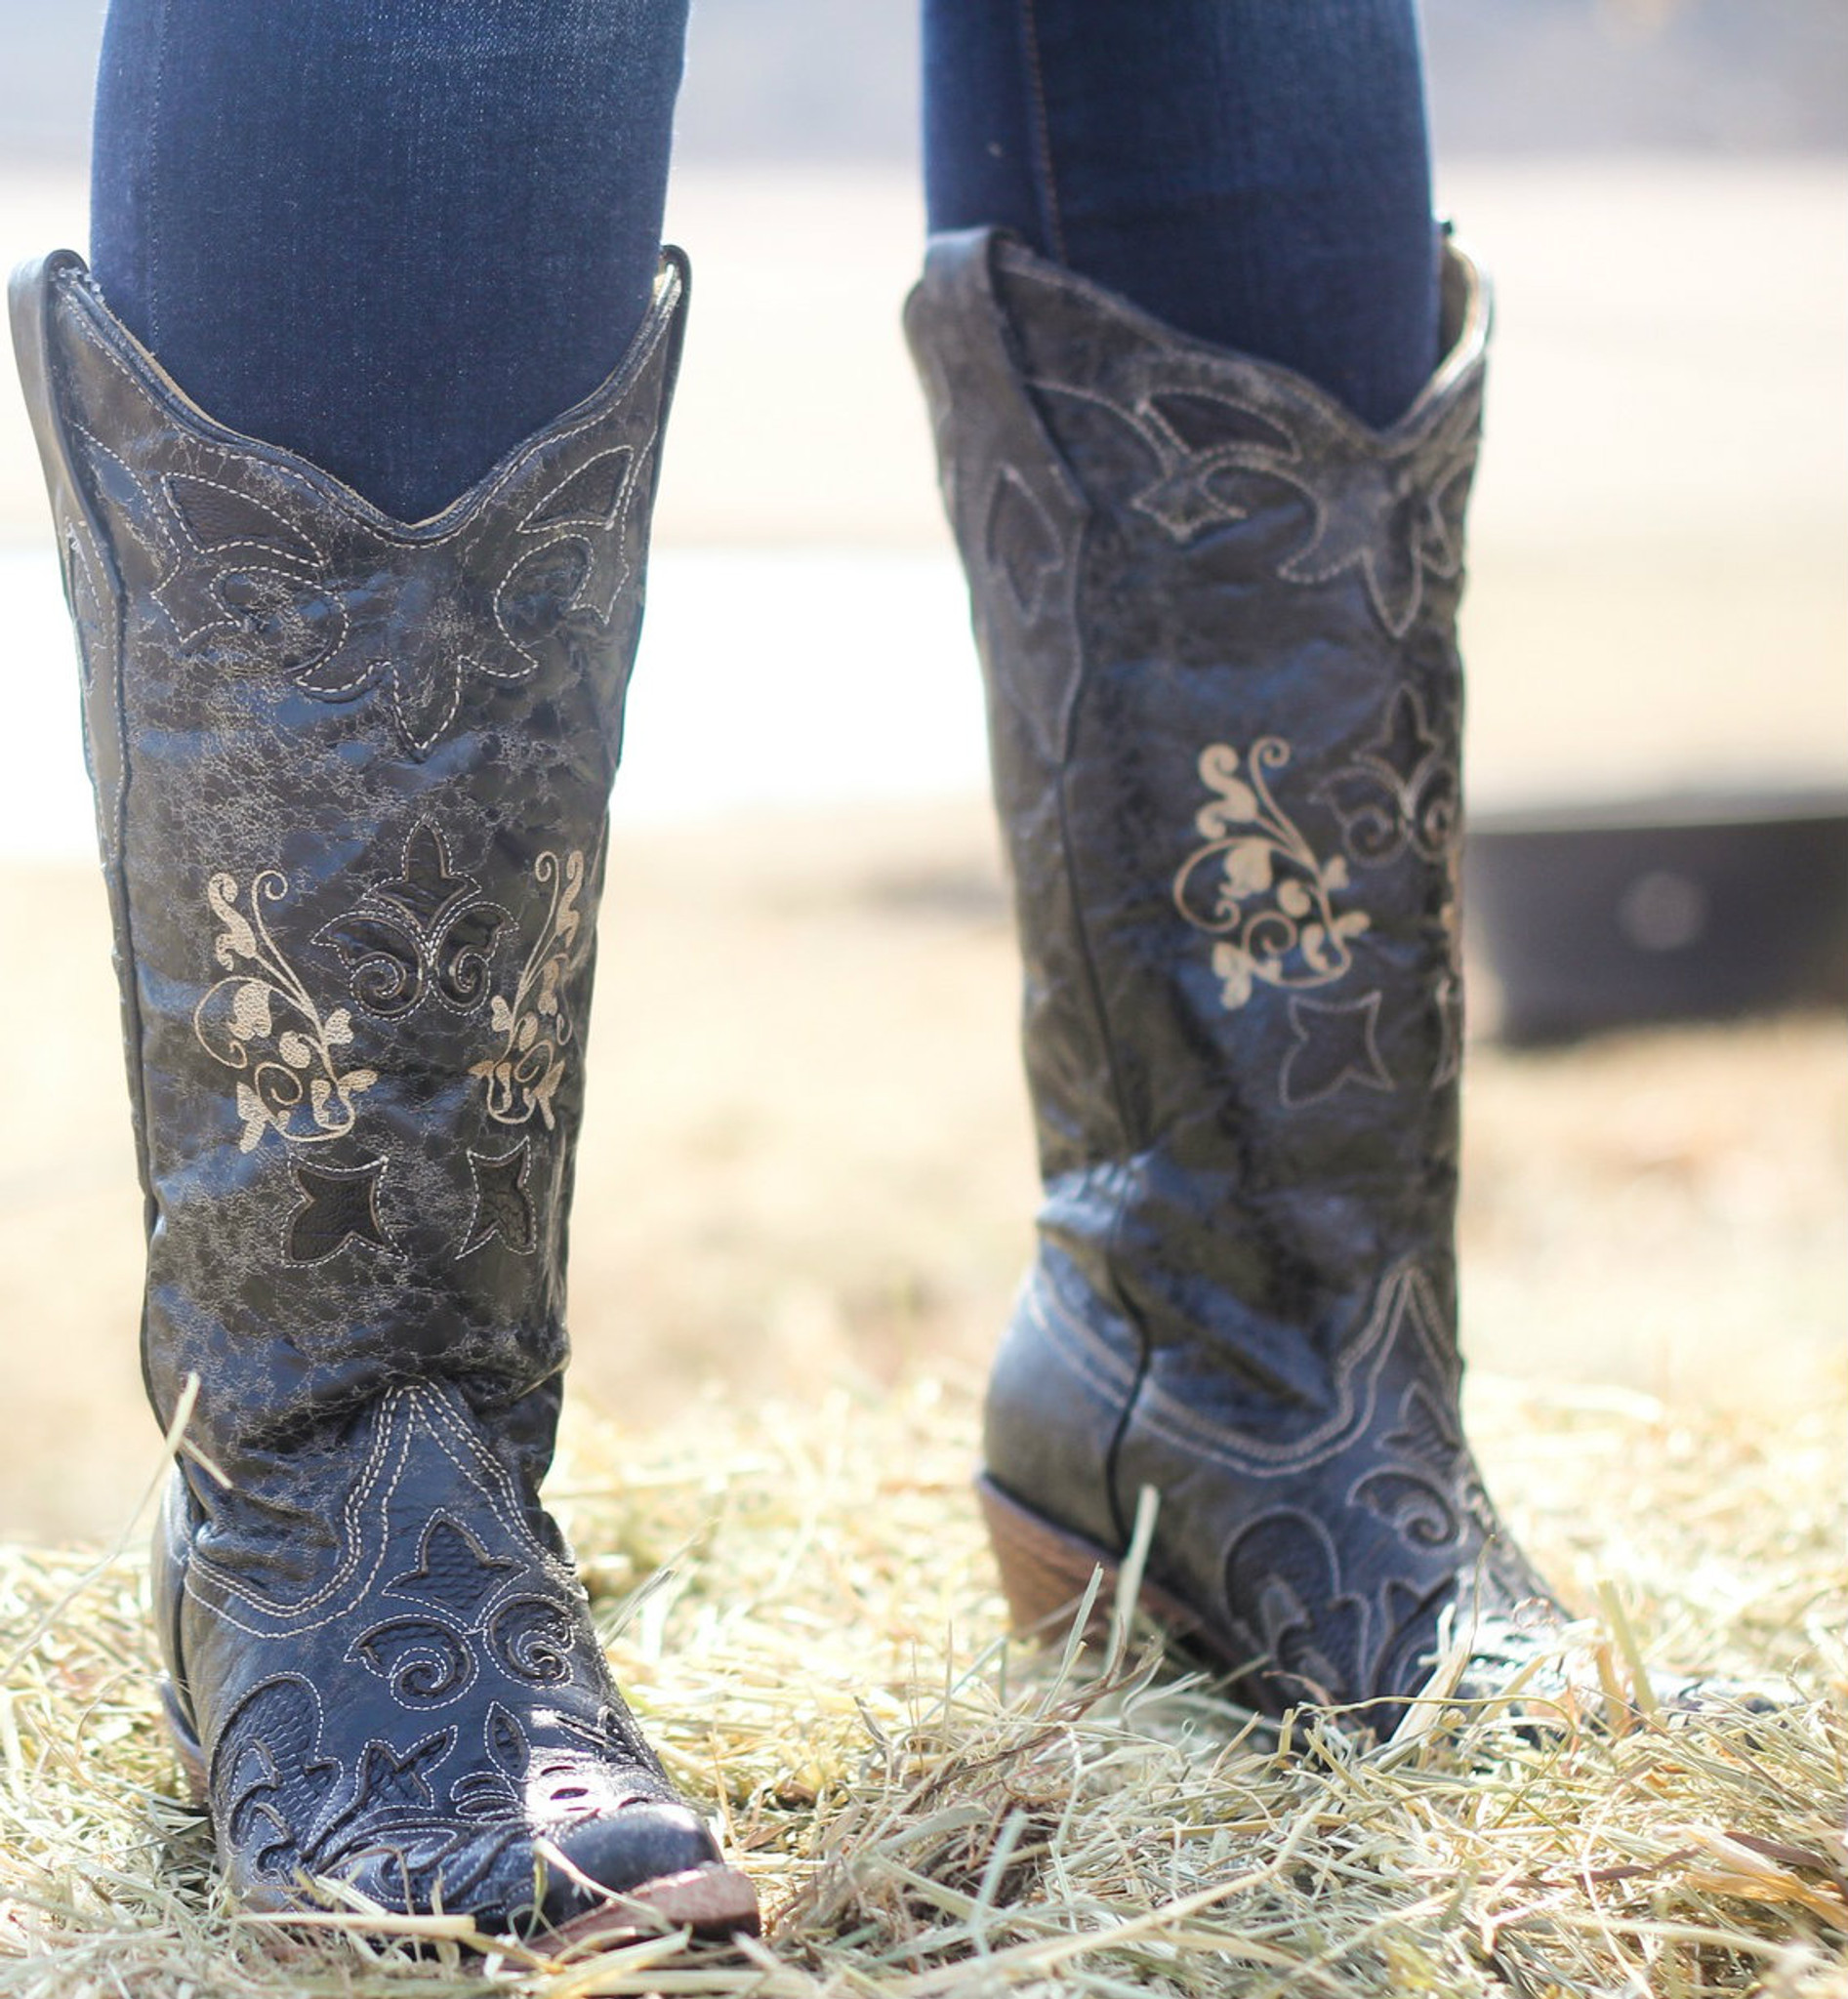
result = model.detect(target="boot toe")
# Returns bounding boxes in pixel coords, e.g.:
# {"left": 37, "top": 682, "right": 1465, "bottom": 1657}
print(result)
{"left": 539, "top": 1803, "right": 760, "bottom": 1939}
{"left": 554, "top": 1799, "right": 719, "bottom": 1889}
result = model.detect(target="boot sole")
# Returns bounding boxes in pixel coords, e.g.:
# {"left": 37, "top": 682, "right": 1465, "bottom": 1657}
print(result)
{"left": 157, "top": 1674, "right": 760, "bottom": 1942}
{"left": 546, "top": 1864, "right": 761, "bottom": 1946}
{"left": 976, "top": 1472, "right": 1222, "bottom": 1663}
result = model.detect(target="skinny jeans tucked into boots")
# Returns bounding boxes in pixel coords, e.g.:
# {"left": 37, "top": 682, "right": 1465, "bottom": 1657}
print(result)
{"left": 90, "top": 0, "right": 1443, "bottom": 511}
{"left": 21, "top": 0, "right": 1543, "bottom": 1936}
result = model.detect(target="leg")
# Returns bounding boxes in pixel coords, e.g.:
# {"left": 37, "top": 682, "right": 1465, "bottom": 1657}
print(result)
{"left": 91, "top": 0, "right": 684, "bottom": 520}
{"left": 912, "top": 1, "right": 1548, "bottom": 1725}
{"left": 16, "top": 0, "right": 760, "bottom": 1938}
{"left": 923, "top": 0, "right": 1440, "bottom": 428}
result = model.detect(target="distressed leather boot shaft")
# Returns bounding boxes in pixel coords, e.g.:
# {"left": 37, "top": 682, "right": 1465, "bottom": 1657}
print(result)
{"left": 11, "top": 249, "right": 758, "bottom": 1937}
{"left": 907, "top": 229, "right": 1552, "bottom": 1727}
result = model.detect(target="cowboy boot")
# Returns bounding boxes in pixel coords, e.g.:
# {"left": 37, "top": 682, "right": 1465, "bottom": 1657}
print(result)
{"left": 11, "top": 248, "right": 759, "bottom": 1938}
{"left": 905, "top": 227, "right": 1566, "bottom": 1730}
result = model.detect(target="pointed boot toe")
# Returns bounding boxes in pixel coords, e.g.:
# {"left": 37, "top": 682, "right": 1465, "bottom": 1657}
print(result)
{"left": 540, "top": 1805, "right": 760, "bottom": 1941}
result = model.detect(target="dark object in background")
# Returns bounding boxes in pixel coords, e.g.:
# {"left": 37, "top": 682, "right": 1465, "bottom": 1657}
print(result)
{"left": 1466, "top": 794, "right": 1848, "bottom": 1042}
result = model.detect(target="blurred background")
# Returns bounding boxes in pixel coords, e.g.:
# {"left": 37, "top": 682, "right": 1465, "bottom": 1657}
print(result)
{"left": 0, "top": 0, "right": 1842, "bottom": 1544}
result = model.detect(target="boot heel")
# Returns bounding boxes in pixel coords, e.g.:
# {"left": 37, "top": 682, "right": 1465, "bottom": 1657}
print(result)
{"left": 976, "top": 1473, "right": 1120, "bottom": 1649}
{"left": 158, "top": 1676, "right": 208, "bottom": 1807}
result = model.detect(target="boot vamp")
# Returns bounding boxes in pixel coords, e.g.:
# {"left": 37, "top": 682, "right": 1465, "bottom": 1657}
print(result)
{"left": 166, "top": 1383, "right": 718, "bottom": 1924}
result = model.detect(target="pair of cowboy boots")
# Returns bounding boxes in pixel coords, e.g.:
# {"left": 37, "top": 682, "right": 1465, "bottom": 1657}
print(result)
{"left": 13, "top": 218, "right": 1570, "bottom": 1940}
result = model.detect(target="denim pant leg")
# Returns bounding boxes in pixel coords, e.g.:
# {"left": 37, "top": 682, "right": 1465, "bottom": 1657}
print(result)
{"left": 90, "top": 1, "right": 1441, "bottom": 512}
{"left": 90, "top": 0, "right": 689, "bottom": 520}
{"left": 923, "top": 0, "right": 1441, "bottom": 428}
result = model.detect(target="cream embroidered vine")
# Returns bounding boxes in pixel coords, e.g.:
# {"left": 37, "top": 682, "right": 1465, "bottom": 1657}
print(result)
{"left": 194, "top": 871, "right": 380, "bottom": 1150}
{"left": 471, "top": 850, "right": 585, "bottom": 1129}
{"left": 1172, "top": 738, "right": 1371, "bottom": 1010}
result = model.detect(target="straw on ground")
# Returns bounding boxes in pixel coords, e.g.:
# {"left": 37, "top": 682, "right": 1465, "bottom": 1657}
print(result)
{"left": 1, "top": 1367, "right": 1844, "bottom": 1998}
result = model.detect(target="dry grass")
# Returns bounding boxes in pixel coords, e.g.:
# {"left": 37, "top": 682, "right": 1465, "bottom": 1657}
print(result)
{"left": 2, "top": 1367, "right": 1845, "bottom": 1999}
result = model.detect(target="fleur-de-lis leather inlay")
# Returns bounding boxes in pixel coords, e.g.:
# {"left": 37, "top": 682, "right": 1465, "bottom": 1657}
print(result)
{"left": 1031, "top": 348, "right": 1478, "bottom": 641}
{"left": 390, "top": 1515, "right": 524, "bottom": 1614}
{"left": 128, "top": 440, "right": 646, "bottom": 760}
{"left": 317, "top": 819, "right": 508, "bottom": 1018}
{"left": 1317, "top": 685, "right": 1466, "bottom": 1089}
{"left": 217, "top": 1676, "right": 446, "bottom": 1887}
{"left": 1317, "top": 686, "right": 1458, "bottom": 869}
{"left": 1129, "top": 1259, "right": 1545, "bottom": 1715}
{"left": 347, "top": 1513, "right": 530, "bottom": 1708}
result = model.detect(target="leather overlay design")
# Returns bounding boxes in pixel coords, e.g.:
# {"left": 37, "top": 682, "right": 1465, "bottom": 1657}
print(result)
{"left": 12, "top": 248, "right": 753, "bottom": 1931}
{"left": 905, "top": 229, "right": 1560, "bottom": 1726}
{"left": 317, "top": 818, "right": 511, "bottom": 1020}
{"left": 168, "top": 1386, "right": 702, "bottom": 1921}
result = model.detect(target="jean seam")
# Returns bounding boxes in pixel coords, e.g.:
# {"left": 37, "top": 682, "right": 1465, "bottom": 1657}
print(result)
{"left": 1017, "top": 0, "right": 1068, "bottom": 265}
{"left": 145, "top": 0, "right": 172, "bottom": 353}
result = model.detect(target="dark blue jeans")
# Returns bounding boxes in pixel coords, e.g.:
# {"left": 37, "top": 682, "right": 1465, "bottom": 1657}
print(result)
{"left": 923, "top": 1, "right": 1438, "bottom": 431}
{"left": 92, "top": 0, "right": 687, "bottom": 522}
{"left": 93, "top": 0, "right": 1436, "bottom": 520}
